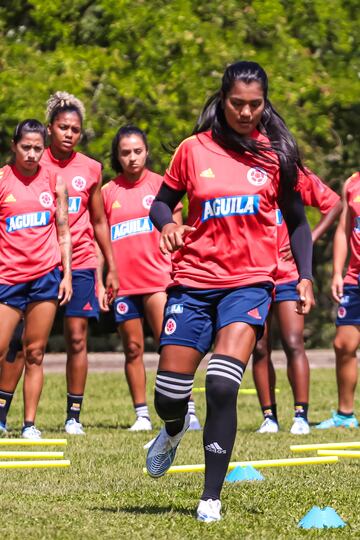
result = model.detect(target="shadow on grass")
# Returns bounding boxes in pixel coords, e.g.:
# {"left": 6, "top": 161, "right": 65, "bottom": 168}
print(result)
{"left": 91, "top": 504, "right": 193, "bottom": 516}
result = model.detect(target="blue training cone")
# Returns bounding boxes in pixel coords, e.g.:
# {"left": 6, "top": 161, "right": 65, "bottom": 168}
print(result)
{"left": 298, "top": 506, "right": 346, "bottom": 529}
{"left": 226, "top": 465, "right": 264, "bottom": 483}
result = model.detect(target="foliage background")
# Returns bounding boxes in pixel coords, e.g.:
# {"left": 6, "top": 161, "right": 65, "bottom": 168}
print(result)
{"left": 0, "top": 0, "right": 359, "bottom": 347}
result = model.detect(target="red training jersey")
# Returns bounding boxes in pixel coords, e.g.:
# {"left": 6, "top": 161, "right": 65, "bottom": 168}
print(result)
{"left": 102, "top": 169, "right": 182, "bottom": 295}
{"left": 163, "top": 130, "right": 281, "bottom": 289}
{"left": 0, "top": 164, "right": 60, "bottom": 284}
{"left": 41, "top": 148, "right": 101, "bottom": 270}
{"left": 344, "top": 172, "right": 360, "bottom": 285}
{"left": 276, "top": 169, "right": 340, "bottom": 284}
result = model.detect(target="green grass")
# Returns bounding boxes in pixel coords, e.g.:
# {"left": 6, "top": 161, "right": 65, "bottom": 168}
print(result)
{"left": 2, "top": 367, "right": 360, "bottom": 539}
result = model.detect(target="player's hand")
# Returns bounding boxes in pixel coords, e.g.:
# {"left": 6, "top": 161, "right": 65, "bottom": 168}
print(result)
{"left": 160, "top": 223, "right": 196, "bottom": 255}
{"left": 98, "top": 281, "right": 109, "bottom": 312}
{"left": 105, "top": 268, "right": 119, "bottom": 306}
{"left": 58, "top": 273, "right": 73, "bottom": 306}
{"left": 279, "top": 243, "right": 293, "bottom": 262}
{"left": 296, "top": 279, "right": 315, "bottom": 315}
{"left": 331, "top": 273, "right": 344, "bottom": 303}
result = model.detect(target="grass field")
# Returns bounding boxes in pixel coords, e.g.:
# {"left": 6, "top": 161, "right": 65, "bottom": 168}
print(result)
{"left": 2, "top": 366, "right": 360, "bottom": 539}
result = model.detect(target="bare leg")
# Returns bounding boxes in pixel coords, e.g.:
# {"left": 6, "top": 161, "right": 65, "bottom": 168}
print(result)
{"left": 252, "top": 314, "right": 277, "bottom": 408}
{"left": 23, "top": 301, "right": 57, "bottom": 423}
{"left": 334, "top": 325, "right": 360, "bottom": 413}
{"left": 274, "top": 301, "right": 309, "bottom": 404}
{"left": 117, "top": 318, "right": 145, "bottom": 406}
{"left": 0, "top": 352, "right": 25, "bottom": 393}
{"left": 64, "top": 317, "right": 89, "bottom": 396}
{"left": 0, "top": 305, "right": 22, "bottom": 364}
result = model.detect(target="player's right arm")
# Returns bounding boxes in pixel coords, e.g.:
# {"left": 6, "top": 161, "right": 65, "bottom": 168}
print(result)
{"left": 332, "top": 180, "right": 352, "bottom": 302}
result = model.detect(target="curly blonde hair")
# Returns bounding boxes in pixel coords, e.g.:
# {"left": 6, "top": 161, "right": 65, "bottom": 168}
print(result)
{"left": 46, "top": 91, "right": 86, "bottom": 123}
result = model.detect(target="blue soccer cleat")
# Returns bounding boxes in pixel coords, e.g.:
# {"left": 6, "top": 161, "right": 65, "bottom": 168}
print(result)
{"left": 146, "top": 414, "right": 190, "bottom": 478}
{"left": 316, "top": 411, "right": 359, "bottom": 429}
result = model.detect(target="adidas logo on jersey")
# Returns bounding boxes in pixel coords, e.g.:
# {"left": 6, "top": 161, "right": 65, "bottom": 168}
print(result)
{"left": 200, "top": 168, "right": 215, "bottom": 178}
{"left": 247, "top": 308, "right": 262, "bottom": 320}
{"left": 5, "top": 194, "right": 16, "bottom": 203}
{"left": 205, "top": 442, "right": 226, "bottom": 454}
{"left": 353, "top": 195, "right": 360, "bottom": 203}
{"left": 112, "top": 200, "right": 121, "bottom": 208}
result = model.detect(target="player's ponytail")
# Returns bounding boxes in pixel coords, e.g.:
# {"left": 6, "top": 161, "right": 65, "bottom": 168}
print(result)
{"left": 194, "top": 61, "right": 304, "bottom": 189}
{"left": 46, "top": 91, "right": 85, "bottom": 125}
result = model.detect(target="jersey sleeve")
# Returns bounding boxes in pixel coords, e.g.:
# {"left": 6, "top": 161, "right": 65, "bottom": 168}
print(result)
{"left": 299, "top": 168, "right": 340, "bottom": 213}
{"left": 163, "top": 138, "right": 193, "bottom": 191}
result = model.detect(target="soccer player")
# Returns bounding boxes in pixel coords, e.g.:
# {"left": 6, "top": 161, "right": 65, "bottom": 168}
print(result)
{"left": 145, "top": 61, "right": 314, "bottom": 522}
{"left": 316, "top": 171, "right": 360, "bottom": 429}
{"left": 0, "top": 119, "right": 72, "bottom": 438}
{"left": 253, "top": 174, "right": 341, "bottom": 434}
{"left": 99, "top": 125, "right": 201, "bottom": 431}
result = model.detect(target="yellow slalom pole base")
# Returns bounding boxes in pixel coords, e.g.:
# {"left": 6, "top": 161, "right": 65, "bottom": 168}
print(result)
{"left": 0, "top": 452, "right": 64, "bottom": 459}
{"left": 143, "top": 455, "right": 338, "bottom": 475}
{"left": 0, "top": 460, "right": 70, "bottom": 469}
{"left": 291, "top": 441, "right": 360, "bottom": 453}
{"left": 318, "top": 450, "right": 360, "bottom": 458}
{"left": 191, "top": 388, "right": 280, "bottom": 394}
{"left": 0, "top": 439, "right": 67, "bottom": 446}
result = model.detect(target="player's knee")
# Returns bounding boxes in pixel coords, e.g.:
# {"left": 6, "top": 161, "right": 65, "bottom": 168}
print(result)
{"left": 253, "top": 339, "right": 269, "bottom": 363}
{"left": 154, "top": 371, "right": 193, "bottom": 421}
{"left": 283, "top": 333, "right": 304, "bottom": 360}
{"left": 67, "top": 333, "right": 86, "bottom": 356}
{"left": 124, "top": 340, "right": 143, "bottom": 364}
{"left": 24, "top": 345, "right": 44, "bottom": 366}
{"left": 334, "top": 334, "right": 356, "bottom": 358}
{"left": 206, "top": 376, "right": 238, "bottom": 409}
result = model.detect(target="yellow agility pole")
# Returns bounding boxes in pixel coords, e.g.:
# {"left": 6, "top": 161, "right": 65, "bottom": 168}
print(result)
{"left": 0, "top": 451, "right": 64, "bottom": 459}
{"left": 191, "top": 388, "right": 280, "bottom": 394}
{"left": 143, "top": 455, "right": 338, "bottom": 475}
{"left": 290, "top": 441, "right": 360, "bottom": 453}
{"left": 0, "top": 460, "right": 70, "bottom": 469}
{"left": 0, "top": 439, "right": 67, "bottom": 446}
{"left": 317, "top": 450, "right": 360, "bottom": 458}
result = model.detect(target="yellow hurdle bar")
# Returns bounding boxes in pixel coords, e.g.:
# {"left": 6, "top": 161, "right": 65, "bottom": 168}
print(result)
{"left": 0, "top": 460, "right": 70, "bottom": 469}
{"left": 143, "top": 455, "right": 338, "bottom": 475}
{"left": 0, "top": 439, "right": 67, "bottom": 446}
{"left": 191, "top": 388, "right": 280, "bottom": 394}
{"left": 291, "top": 441, "right": 360, "bottom": 453}
{"left": 0, "top": 452, "right": 64, "bottom": 459}
{"left": 318, "top": 450, "right": 360, "bottom": 458}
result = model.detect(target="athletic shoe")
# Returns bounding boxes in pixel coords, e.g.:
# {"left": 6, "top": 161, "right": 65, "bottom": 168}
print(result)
{"left": 256, "top": 417, "right": 279, "bottom": 434}
{"left": 146, "top": 414, "right": 190, "bottom": 478}
{"left": 290, "top": 417, "right": 310, "bottom": 435}
{"left": 0, "top": 422, "right": 8, "bottom": 437}
{"left": 315, "top": 411, "right": 359, "bottom": 429}
{"left": 128, "top": 416, "right": 152, "bottom": 432}
{"left": 197, "top": 499, "right": 222, "bottom": 522}
{"left": 21, "top": 425, "right": 41, "bottom": 439}
{"left": 188, "top": 413, "right": 202, "bottom": 431}
{"left": 65, "top": 418, "right": 86, "bottom": 435}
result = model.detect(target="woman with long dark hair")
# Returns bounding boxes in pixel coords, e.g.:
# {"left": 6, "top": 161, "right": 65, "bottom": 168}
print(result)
{"left": 145, "top": 61, "right": 314, "bottom": 522}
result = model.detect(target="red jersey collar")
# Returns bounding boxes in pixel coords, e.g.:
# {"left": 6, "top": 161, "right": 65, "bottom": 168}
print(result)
{"left": 115, "top": 168, "right": 150, "bottom": 187}
{"left": 10, "top": 164, "right": 42, "bottom": 183}
{"left": 45, "top": 146, "right": 77, "bottom": 168}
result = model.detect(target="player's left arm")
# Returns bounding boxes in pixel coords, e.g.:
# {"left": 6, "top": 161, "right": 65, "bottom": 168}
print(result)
{"left": 278, "top": 188, "right": 315, "bottom": 315}
{"left": 89, "top": 180, "right": 119, "bottom": 303}
{"left": 55, "top": 173, "right": 73, "bottom": 305}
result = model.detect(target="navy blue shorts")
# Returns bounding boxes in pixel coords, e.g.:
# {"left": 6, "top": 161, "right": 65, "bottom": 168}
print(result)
{"left": 63, "top": 269, "right": 100, "bottom": 319}
{"left": 336, "top": 285, "right": 360, "bottom": 326}
{"left": 114, "top": 295, "right": 145, "bottom": 324}
{"left": 274, "top": 281, "right": 299, "bottom": 303}
{"left": 160, "top": 284, "right": 273, "bottom": 354}
{"left": 0, "top": 268, "right": 60, "bottom": 312}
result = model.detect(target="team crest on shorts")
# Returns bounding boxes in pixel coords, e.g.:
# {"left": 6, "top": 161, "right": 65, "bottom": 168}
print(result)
{"left": 164, "top": 318, "right": 177, "bottom": 335}
{"left": 338, "top": 306, "right": 347, "bottom": 319}
{"left": 142, "top": 195, "right": 155, "bottom": 210}
{"left": 117, "top": 301, "right": 129, "bottom": 315}
{"left": 39, "top": 191, "right": 53, "bottom": 208}
{"left": 247, "top": 167, "right": 268, "bottom": 187}
{"left": 72, "top": 176, "right": 87, "bottom": 192}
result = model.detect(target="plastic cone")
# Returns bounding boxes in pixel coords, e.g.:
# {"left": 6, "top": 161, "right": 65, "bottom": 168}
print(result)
{"left": 226, "top": 465, "right": 264, "bottom": 482}
{"left": 298, "top": 506, "right": 346, "bottom": 529}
